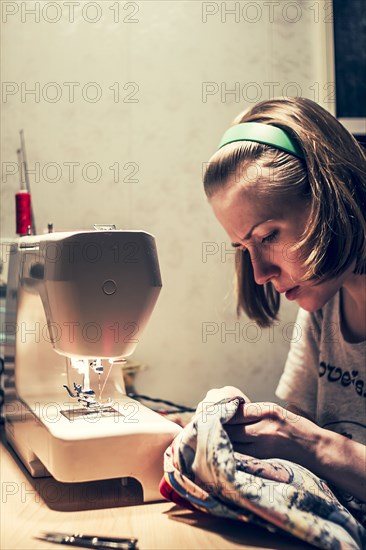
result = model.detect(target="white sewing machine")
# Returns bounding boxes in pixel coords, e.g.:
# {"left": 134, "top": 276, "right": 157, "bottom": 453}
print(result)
{"left": 3, "top": 227, "right": 181, "bottom": 502}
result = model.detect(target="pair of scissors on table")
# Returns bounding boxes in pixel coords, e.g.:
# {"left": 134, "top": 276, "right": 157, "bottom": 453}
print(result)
{"left": 35, "top": 532, "right": 138, "bottom": 549}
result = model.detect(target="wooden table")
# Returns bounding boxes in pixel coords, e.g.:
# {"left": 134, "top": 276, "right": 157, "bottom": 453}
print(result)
{"left": 0, "top": 430, "right": 315, "bottom": 550}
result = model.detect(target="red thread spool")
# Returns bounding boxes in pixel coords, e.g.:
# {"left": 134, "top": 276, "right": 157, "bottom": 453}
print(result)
{"left": 16, "top": 191, "right": 32, "bottom": 236}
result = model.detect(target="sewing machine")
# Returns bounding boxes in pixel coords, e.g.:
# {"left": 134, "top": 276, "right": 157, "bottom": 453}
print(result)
{"left": 3, "top": 227, "right": 181, "bottom": 502}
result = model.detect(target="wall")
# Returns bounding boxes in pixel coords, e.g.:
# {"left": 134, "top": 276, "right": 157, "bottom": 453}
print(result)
{"left": 0, "top": 0, "right": 334, "bottom": 407}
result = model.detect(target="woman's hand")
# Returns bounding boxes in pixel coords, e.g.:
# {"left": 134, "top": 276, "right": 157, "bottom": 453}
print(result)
{"left": 193, "top": 388, "right": 366, "bottom": 499}
{"left": 194, "top": 386, "right": 251, "bottom": 421}
{"left": 193, "top": 389, "right": 366, "bottom": 501}
{"left": 194, "top": 389, "right": 321, "bottom": 470}
{"left": 225, "top": 401, "right": 323, "bottom": 470}
{"left": 226, "top": 401, "right": 366, "bottom": 501}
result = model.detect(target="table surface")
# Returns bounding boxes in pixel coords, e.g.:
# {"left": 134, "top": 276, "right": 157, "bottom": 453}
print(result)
{"left": 0, "top": 428, "right": 315, "bottom": 550}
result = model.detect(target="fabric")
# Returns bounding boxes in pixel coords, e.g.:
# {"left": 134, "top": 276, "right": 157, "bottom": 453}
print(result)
{"left": 160, "top": 396, "right": 366, "bottom": 550}
{"left": 275, "top": 291, "right": 366, "bottom": 524}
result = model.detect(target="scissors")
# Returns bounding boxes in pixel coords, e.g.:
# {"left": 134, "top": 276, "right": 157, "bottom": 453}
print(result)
{"left": 35, "top": 532, "right": 138, "bottom": 550}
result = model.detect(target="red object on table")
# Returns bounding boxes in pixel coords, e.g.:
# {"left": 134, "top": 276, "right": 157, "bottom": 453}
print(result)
{"left": 16, "top": 191, "right": 32, "bottom": 236}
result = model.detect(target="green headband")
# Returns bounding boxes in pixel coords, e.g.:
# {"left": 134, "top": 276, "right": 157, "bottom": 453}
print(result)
{"left": 218, "top": 122, "right": 304, "bottom": 159}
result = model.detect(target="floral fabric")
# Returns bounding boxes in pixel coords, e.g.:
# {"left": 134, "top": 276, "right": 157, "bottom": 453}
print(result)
{"left": 160, "top": 396, "right": 366, "bottom": 550}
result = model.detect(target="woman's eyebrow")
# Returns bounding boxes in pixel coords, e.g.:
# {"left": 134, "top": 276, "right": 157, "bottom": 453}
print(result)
{"left": 230, "top": 220, "right": 272, "bottom": 248}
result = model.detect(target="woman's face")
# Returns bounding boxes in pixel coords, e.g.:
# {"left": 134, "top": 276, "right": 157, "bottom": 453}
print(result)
{"left": 210, "top": 176, "right": 352, "bottom": 312}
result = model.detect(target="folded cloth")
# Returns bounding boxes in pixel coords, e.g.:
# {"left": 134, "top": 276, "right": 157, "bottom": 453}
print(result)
{"left": 160, "top": 396, "right": 366, "bottom": 550}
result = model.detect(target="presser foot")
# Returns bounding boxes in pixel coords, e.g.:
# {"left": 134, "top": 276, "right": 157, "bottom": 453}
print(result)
{"left": 63, "top": 383, "right": 113, "bottom": 410}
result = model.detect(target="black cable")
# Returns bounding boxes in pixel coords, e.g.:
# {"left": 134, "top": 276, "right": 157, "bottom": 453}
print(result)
{"left": 127, "top": 392, "right": 195, "bottom": 413}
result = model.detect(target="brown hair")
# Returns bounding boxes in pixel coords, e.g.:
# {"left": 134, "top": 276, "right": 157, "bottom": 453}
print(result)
{"left": 203, "top": 97, "right": 366, "bottom": 327}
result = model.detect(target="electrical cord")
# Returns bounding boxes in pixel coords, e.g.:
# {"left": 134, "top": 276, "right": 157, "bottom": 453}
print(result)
{"left": 127, "top": 392, "right": 195, "bottom": 414}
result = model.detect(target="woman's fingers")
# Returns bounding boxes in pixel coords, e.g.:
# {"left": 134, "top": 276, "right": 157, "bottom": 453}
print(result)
{"left": 227, "top": 402, "right": 273, "bottom": 424}
{"left": 225, "top": 423, "right": 257, "bottom": 443}
{"left": 203, "top": 386, "right": 250, "bottom": 403}
{"left": 194, "top": 386, "right": 251, "bottom": 418}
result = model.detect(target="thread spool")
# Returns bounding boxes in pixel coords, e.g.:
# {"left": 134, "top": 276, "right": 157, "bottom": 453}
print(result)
{"left": 16, "top": 191, "right": 32, "bottom": 236}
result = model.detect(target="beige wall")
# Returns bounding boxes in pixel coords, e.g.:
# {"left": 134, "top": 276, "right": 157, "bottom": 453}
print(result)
{"left": 0, "top": 1, "right": 334, "bottom": 406}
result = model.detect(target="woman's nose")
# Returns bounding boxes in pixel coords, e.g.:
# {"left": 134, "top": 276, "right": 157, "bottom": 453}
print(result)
{"left": 251, "top": 253, "right": 280, "bottom": 285}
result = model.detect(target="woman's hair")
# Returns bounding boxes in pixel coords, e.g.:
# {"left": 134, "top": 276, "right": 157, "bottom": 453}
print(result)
{"left": 203, "top": 97, "right": 366, "bottom": 327}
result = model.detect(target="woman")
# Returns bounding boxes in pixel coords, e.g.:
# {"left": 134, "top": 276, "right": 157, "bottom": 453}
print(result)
{"left": 202, "top": 97, "right": 366, "bottom": 523}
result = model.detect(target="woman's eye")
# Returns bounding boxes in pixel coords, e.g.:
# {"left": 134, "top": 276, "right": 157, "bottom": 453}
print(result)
{"left": 261, "top": 230, "right": 278, "bottom": 244}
